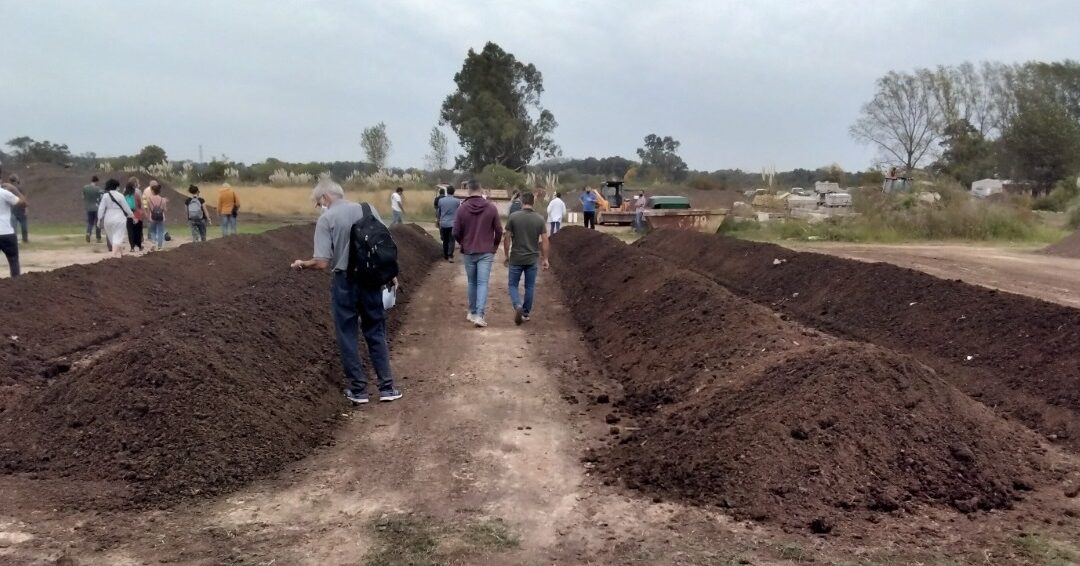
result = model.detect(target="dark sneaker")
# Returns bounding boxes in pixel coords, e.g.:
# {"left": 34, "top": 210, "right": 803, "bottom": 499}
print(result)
{"left": 514, "top": 307, "right": 524, "bottom": 326}
{"left": 344, "top": 390, "right": 369, "bottom": 404}
{"left": 379, "top": 389, "right": 403, "bottom": 402}
{"left": 85, "top": 234, "right": 91, "bottom": 243}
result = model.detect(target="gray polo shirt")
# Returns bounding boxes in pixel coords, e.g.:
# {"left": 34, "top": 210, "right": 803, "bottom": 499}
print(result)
{"left": 313, "top": 199, "right": 385, "bottom": 272}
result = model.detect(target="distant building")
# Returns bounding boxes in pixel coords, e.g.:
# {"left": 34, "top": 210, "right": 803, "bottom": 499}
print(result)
{"left": 971, "top": 178, "right": 1005, "bottom": 198}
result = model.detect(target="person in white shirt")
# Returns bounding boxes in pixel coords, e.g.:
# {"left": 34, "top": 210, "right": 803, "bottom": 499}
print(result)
{"left": 546, "top": 192, "right": 566, "bottom": 235}
{"left": 390, "top": 187, "right": 404, "bottom": 224}
{"left": 97, "top": 178, "right": 135, "bottom": 259}
{"left": 0, "top": 173, "right": 27, "bottom": 277}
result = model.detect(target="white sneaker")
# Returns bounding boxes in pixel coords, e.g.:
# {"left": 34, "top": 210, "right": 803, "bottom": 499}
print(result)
{"left": 467, "top": 312, "right": 477, "bottom": 323}
{"left": 474, "top": 317, "right": 488, "bottom": 328}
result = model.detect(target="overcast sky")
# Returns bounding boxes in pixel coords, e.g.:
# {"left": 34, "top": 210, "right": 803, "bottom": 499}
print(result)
{"left": 4, "top": 0, "right": 1079, "bottom": 172}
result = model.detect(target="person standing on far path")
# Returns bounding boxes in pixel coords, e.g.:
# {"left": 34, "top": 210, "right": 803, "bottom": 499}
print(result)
{"left": 433, "top": 186, "right": 446, "bottom": 213}
{"left": 0, "top": 179, "right": 26, "bottom": 277}
{"left": 5, "top": 175, "right": 28, "bottom": 243}
{"left": 503, "top": 192, "right": 549, "bottom": 325}
{"left": 98, "top": 178, "right": 134, "bottom": 259}
{"left": 146, "top": 183, "right": 168, "bottom": 251}
{"left": 546, "top": 191, "right": 566, "bottom": 235}
{"left": 453, "top": 179, "right": 502, "bottom": 328}
{"left": 634, "top": 191, "right": 648, "bottom": 232}
{"left": 508, "top": 191, "right": 523, "bottom": 216}
{"left": 391, "top": 186, "right": 404, "bottom": 224}
{"left": 218, "top": 182, "right": 240, "bottom": 236}
{"left": 436, "top": 185, "right": 461, "bottom": 262}
{"left": 580, "top": 186, "right": 598, "bottom": 230}
{"left": 82, "top": 175, "right": 103, "bottom": 243}
{"left": 185, "top": 185, "right": 212, "bottom": 242}
{"left": 291, "top": 178, "right": 402, "bottom": 405}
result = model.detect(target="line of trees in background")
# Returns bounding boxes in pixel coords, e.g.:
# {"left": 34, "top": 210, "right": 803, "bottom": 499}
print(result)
{"left": 3, "top": 132, "right": 873, "bottom": 192}
{"left": 851, "top": 60, "right": 1080, "bottom": 190}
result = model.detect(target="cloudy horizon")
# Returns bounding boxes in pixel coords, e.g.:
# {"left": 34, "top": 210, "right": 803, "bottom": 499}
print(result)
{"left": 5, "top": 0, "right": 1079, "bottom": 172}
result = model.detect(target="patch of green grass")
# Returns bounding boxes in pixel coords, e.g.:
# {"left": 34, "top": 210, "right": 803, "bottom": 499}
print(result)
{"left": 1011, "top": 534, "right": 1080, "bottom": 565}
{"left": 12, "top": 222, "right": 290, "bottom": 252}
{"left": 461, "top": 518, "right": 520, "bottom": 550}
{"left": 231, "top": 222, "right": 289, "bottom": 236}
{"left": 365, "top": 515, "right": 441, "bottom": 566}
{"left": 363, "top": 513, "right": 520, "bottom": 566}
{"left": 777, "top": 544, "right": 814, "bottom": 562}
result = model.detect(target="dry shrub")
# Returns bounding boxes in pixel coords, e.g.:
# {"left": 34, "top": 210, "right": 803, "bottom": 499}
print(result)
{"left": 198, "top": 184, "right": 436, "bottom": 220}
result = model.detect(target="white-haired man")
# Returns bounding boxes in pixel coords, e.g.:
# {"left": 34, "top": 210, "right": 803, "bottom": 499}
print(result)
{"left": 291, "top": 179, "right": 402, "bottom": 404}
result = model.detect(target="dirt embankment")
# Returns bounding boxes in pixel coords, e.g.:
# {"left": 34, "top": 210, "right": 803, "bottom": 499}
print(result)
{"left": 550, "top": 227, "right": 1055, "bottom": 533}
{"left": 0, "top": 224, "right": 442, "bottom": 508}
{"left": 1043, "top": 229, "right": 1080, "bottom": 258}
{"left": 637, "top": 230, "right": 1080, "bottom": 452}
{"left": 3, "top": 163, "right": 202, "bottom": 225}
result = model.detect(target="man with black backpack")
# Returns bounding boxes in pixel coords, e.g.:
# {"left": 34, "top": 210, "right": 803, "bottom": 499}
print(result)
{"left": 291, "top": 178, "right": 402, "bottom": 405}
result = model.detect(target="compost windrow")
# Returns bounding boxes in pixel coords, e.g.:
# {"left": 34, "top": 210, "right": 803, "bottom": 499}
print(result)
{"left": 0, "top": 224, "right": 442, "bottom": 509}
{"left": 637, "top": 230, "right": 1080, "bottom": 452}
{"left": 551, "top": 227, "right": 1055, "bottom": 533}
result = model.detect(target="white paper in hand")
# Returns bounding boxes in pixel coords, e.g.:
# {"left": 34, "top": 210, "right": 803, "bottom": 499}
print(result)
{"left": 382, "top": 286, "right": 397, "bottom": 311}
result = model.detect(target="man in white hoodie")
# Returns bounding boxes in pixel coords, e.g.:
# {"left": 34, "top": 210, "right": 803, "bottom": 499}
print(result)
{"left": 546, "top": 191, "right": 566, "bottom": 235}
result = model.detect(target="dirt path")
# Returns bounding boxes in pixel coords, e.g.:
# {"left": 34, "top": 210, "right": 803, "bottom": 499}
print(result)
{"left": 784, "top": 241, "right": 1080, "bottom": 308}
{"left": 2, "top": 260, "right": 786, "bottom": 565}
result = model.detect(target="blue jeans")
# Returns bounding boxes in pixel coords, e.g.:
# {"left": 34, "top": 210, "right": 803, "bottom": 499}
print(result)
{"left": 508, "top": 263, "right": 538, "bottom": 315}
{"left": 11, "top": 209, "right": 27, "bottom": 242}
{"left": 464, "top": 253, "right": 494, "bottom": 318}
{"left": 86, "top": 211, "right": 101, "bottom": 241}
{"left": 331, "top": 272, "right": 394, "bottom": 397}
{"left": 392, "top": 211, "right": 403, "bottom": 225}
{"left": 149, "top": 221, "right": 166, "bottom": 248}
{"left": 549, "top": 221, "right": 561, "bottom": 235}
{"left": 220, "top": 215, "right": 237, "bottom": 236}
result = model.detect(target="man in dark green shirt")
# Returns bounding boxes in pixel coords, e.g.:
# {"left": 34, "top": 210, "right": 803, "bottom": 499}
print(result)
{"left": 82, "top": 175, "right": 103, "bottom": 243}
{"left": 502, "top": 192, "right": 549, "bottom": 325}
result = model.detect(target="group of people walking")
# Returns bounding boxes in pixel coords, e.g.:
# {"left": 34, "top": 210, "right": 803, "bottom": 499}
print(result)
{"left": 292, "top": 177, "right": 553, "bottom": 407}
{"left": 82, "top": 175, "right": 241, "bottom": 258}
{"left": 436, "top": 180, "right": 551, "bottom": 328}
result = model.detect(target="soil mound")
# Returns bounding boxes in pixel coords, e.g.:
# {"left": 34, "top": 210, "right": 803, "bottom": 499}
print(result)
{"left": 551, "top": 227, "right": 1050, "bottom": 532}
{"left": 1042, "top": 229, "right": 1080, "bottom": 258}
{"left": 0, "top": 224, "right": 441, "bottom": 508}
{"left": 4, "top": 162, "right": 197, "bottom": 225}
{"left": 638, "top": 230, "right": 1080, "bottom": 452}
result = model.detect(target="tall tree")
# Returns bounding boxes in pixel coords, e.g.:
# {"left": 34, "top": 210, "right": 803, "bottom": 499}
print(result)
{"left": 6, "top": 136, "right": 71, "bottom": 164}
{"left": 440, "top": 42, "right": 559, "bottom": 171}
{"left": 932, "top": 119, "right": 997, "bottom": 186}
{"left": 850, "top": 71, "right": 941, "bottom": 171}
{"left": 426, "top": 127, "right": 450, "bottom": 173}
{"left": 636, "top": 134, "right": 688, "bottom": 181}
{"left": 136, "top": 144, "right": 167, "bottom": 168}
{"left": 360, "top": 122, "right": 392, "bottom": 171}
{"left": 1001, "top": 92, "right": 1080, "bottom": 190}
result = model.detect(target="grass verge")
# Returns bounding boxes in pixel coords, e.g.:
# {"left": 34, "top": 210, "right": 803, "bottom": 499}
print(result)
{"left": 721, "top": 188, "right": 1067, "bottom": 244}
{"left": 364, "top": 513, "right": 519, "bottom": 566}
